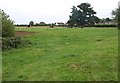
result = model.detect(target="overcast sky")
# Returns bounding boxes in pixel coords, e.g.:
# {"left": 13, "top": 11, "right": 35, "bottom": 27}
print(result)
{"left": 0, "top": 0, "right": 119, "bottom": 24}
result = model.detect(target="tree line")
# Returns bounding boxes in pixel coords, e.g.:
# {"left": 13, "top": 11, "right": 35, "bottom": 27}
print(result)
{"left": 23, "top": 3, "right": 118, "bottom": 28}
{"left": 0, "top": 2, "right": 119, "bottom": 37}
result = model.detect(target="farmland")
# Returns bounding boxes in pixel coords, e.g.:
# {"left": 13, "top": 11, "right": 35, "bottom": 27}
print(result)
{"left": 2, "top": 26, "right": 118, "bottom": 81}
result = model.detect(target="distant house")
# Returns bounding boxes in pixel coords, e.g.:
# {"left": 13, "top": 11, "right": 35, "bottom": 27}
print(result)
{"left": 96, "top": 22, "right": 116, "bottom": 25}
{"left": 55, "top": 22, "right": 65, "bottom": 26}
{"left": 95, "top": 18, "right": 117, "bottom": 25}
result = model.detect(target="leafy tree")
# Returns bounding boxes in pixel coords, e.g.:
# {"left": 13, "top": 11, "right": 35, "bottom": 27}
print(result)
{"left": 0, "top": 9, "right": 15, "bottom": 37}
{"left": 29, "top": 21, "right": 34, "bottom": 26}
{"left": 117, "top": 7, "right": 120, "bottom": 29}
{"left": 68, "top": 3, "right": 97, "bottom": 28}
{"left": 0, "top": 11, "right": 2, "bottom": 37}
{"left": 112, "top": 9, "right": 118, "bottom": 21}
{"left": 68, "top": 6, "right": 79, "bottom": 27}
{"left": 105, "top": 18, "right": 112, "bottom": 22}
{"left": 112, "top": 6, "right": 120, "bottom": 29}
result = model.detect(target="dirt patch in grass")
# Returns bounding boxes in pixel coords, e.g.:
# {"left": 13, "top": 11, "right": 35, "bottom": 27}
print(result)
{"left": 67, "top": 62, "right": 89, "bottom": 70}
{"left": 16, "top": 31, "right": 37, "bottom": 36}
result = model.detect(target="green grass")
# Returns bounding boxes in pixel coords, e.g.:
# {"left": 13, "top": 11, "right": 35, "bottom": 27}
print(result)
{"left": 2, "top": 26, "right": 118, "bottom": 81}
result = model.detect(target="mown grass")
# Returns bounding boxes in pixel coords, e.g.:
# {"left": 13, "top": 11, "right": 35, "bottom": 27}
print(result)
{"left": 2, "top": 26, "right": 118, "bottom": 81}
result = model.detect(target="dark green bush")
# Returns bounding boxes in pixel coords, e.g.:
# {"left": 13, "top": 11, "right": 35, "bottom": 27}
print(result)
{"left": 2, "top": 20, "right": 15, "bottom": 37}
{"left": 0, "top": 9, "right": 15, "bottom": 37}
{"left": 2, "top": 36, "right": 30, "bottom": 50}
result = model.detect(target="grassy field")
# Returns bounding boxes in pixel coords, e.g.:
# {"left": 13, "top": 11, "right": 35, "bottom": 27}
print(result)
{"left": 2, "top": 26, "right": 118, "bottom": 81}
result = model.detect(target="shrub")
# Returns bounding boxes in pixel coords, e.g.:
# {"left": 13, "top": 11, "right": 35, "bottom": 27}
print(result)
{"left": 0, "top": 9, "right": 15, "bottom": 37}
{"left": 2, "top": 36, "right": 31, "bottom": 50}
